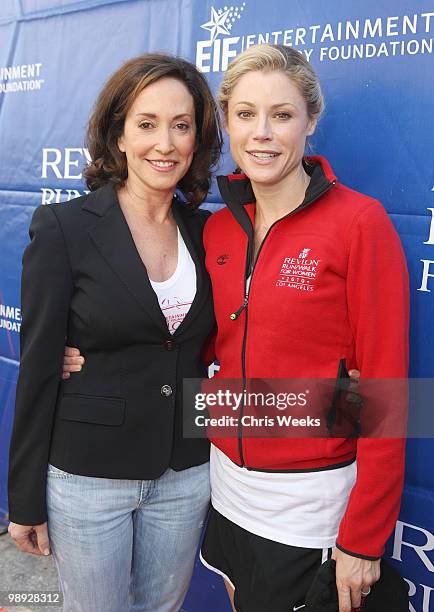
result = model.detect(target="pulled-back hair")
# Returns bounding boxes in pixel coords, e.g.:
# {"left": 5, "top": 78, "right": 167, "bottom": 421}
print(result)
{"left": 84, "top": 53, "right": 222, "bottom": 207}
{"left": 218, "top": 44, "right": 324, "bottom": 121}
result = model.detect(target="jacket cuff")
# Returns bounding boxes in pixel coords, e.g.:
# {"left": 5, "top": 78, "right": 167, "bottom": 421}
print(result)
{"left": 7, "top": 511, "right": 48, "bottom": 526}
{"left": 335, "top": 542, "right": 381, "bottom": 561}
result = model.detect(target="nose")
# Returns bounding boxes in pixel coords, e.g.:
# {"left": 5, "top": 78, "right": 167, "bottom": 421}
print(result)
{"left": 253, "top": 114, "right": 272, "bottom": 142}
{"left": 155, "top": 127, "right": 175, "bottom": 155}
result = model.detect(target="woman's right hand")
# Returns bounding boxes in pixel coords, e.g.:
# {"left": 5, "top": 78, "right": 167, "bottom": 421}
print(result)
{"left": 62, "top": 346, "right": 85, "bottom": 379}
{"left": 8, "top": 521, "right": 51, "bottom": 556}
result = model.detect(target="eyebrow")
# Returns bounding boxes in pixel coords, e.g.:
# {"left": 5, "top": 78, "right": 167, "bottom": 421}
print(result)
{"left": 233, "top": 101, "right": 298, "bottom": 110}
{"left": 134, "top": 112, "right": 193, "bottom": 119}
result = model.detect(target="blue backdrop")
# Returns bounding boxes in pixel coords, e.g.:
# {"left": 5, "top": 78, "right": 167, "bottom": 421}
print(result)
{"left": 0, "top": 1, "right": 433, "bottom": 610}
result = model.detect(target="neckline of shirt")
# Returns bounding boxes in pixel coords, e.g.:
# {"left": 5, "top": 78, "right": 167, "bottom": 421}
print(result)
{"left": 149, "top": 227, "right": 187, "bottom": 289}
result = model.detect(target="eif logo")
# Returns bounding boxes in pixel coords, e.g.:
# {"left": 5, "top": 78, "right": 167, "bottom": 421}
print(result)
{"left": 298, "top": 248, "right": 311, "bottom": 259}
{"left": 196, "top": 3, "right": 246, "bottom": 73}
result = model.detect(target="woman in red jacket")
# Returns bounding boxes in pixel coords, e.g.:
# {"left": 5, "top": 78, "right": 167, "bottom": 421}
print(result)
{"left": 198, "top": 44, "right": 408, "bottom": 612}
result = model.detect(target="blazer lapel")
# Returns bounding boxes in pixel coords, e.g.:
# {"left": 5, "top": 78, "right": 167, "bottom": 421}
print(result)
{"left": 83, "top": 184, "right": 170, "bottom": 336}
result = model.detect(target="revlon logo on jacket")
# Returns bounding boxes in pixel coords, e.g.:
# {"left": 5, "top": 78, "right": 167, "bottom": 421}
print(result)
{"left": 276, "top": 249, "right": 321, "bottom": 291}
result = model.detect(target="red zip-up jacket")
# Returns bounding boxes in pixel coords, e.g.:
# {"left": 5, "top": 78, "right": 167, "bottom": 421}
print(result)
{"left": 203, "top": 156, "right": 409, "bottom": 559}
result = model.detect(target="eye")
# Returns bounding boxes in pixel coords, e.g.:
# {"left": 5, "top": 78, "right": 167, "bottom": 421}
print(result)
{"left": 138, "top": 121, "right": 154, "bottom": 129}
{"left": 175, "top": 122, "right": 190, "bottom": 131}
{"left": 275, "top": 112, "right": 291, "bottom": 120}
{"left": 237, "top": 110, "right": 253, "bottom": 119}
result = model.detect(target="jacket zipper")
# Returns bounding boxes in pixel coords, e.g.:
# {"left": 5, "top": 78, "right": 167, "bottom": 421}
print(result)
{"left": 230, "top": 180, "right": 336, "bottom": 468}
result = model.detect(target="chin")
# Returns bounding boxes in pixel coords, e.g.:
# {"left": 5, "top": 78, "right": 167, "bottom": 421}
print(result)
{"left": 244, "top": 168, "right": 280, "bottom": 185}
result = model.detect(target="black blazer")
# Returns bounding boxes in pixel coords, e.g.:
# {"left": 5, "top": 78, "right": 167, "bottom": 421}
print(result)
{"left": 8, "top": 183, "right": 215, "bottom": 525}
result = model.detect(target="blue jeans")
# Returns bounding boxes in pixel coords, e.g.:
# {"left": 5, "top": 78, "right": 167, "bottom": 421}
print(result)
{"left": 46, "top": 462, "right": 210, "bottom": 612}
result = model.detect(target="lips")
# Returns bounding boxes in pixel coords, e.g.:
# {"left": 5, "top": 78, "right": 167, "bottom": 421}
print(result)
{"left": 246, "top": 150, "right": 281, "bottom": 165}
{"left": 145, "top": 159, "right": 178, "bottom": 173}
{"left": 247, "top": 151, "right": 280, "bottom": 159}
{"left": 146, "top": 159, "right": 177, "bottom": 168}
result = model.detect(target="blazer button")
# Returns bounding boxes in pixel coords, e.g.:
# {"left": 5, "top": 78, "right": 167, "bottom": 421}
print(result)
{"left": 161, "top": 385, "right": 173, "bottom": 397}
{"left": 164, "top": 340, "right": 176, "bottom": 351}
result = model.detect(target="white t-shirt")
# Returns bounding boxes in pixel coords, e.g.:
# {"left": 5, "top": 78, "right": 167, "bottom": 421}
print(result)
{"left": 149, "top": 228, "right": 196, "bottom": 334}
{"left": 210, "top": 444, "right": 356, "bottom": 548}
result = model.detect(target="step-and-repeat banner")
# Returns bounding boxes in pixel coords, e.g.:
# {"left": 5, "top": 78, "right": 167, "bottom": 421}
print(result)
{"left": 0, "top": 1, "right": 433, "bottom": 609}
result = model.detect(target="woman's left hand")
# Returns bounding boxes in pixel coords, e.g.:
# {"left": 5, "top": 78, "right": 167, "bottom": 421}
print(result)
{"left": 332, "top": 548, "right": 380, "bottom": 612}
{"left": 62, "top": 346, "right": 84, "bottom": 379}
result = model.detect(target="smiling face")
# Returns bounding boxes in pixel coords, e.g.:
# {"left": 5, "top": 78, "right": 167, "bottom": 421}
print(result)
{"left": 117, "top": 77, "right": 196, "bottom": 198}
{"left": 226, "top": 70, "right": 317, "bottom": 189}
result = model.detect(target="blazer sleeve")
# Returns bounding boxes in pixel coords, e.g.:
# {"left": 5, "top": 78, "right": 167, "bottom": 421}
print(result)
{"left": 335, "top": 201, "right": 409, "bottom": 559}
{"left": 8, "top": 205, "right": 74, "bottom": 525}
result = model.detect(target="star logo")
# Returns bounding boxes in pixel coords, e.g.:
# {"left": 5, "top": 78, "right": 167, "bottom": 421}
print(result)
{"left": 201, "top": 3, "right": 246, "bottom": 42}
{"left": 201, "top": 7, "right": 231, "bottom": 42}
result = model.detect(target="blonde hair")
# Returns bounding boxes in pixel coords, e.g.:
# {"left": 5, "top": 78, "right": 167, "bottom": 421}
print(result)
{"left": 218, "top": 44, "right": 324, "bottom": 121}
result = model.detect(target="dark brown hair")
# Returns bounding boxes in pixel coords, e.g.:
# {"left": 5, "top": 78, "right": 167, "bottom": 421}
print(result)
{"left": 84, "top": 53, "right": 222, "bottom": 207}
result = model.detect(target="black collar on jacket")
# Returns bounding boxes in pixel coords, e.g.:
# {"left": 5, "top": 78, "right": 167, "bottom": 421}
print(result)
{"left": 81, "top": 182, "right": 209, "bottom": 340}
{"left": 216, "top": 158, "right": 335, "bottom": 240}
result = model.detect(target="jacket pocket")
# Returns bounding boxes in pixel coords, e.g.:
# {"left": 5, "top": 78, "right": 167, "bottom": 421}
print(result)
{"left": 58, "top": 394, "right": 125, "bottom": 426}
{"left": 327, "top": 359, "right": 362, "bottom": 437}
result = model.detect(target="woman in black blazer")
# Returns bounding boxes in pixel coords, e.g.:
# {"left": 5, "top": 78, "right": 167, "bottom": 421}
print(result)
{"left": 8, "top": 54, "right": 221, "bottom": 612}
